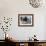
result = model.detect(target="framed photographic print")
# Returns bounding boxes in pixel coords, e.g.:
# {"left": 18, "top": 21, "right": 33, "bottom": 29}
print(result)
{"left": 18, "top": 14, "right": 34, "bottom": 27}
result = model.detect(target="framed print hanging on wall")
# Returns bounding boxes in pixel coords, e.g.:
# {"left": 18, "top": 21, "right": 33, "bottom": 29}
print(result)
{"left": 18, "top": 14, "right": 34, "bottom": 27}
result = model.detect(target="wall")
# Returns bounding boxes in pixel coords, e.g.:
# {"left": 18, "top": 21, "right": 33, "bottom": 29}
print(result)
{"left": 0, "top": 0, "right": 46, "bottom": 40}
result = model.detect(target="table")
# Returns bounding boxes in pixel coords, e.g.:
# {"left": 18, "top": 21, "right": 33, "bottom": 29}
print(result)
{"left": 5, "top": 39, "right": 46, "bottom": 46}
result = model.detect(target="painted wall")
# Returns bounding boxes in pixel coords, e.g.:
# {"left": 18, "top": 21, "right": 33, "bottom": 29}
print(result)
{"left": 0, "top": 0, "right": 46, "bottom": 40}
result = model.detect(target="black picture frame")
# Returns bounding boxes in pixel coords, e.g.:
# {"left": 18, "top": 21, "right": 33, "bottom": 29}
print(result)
{"left": 18, "top": 14, "right": 34, "bottom": 27}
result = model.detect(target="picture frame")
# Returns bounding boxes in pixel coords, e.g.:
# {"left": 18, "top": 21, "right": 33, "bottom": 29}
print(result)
{"left": 18, "top": 14, "right": 34, "bottom": 27}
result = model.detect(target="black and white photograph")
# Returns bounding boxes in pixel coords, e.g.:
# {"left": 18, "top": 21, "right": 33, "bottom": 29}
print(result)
{"left": 18, "top": 14, "right": 34, "bottom": 26}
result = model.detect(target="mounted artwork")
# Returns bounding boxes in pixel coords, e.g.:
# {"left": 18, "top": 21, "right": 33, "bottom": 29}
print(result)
{"left": 18, "top": 14, "right": 34, "bottom": 27}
